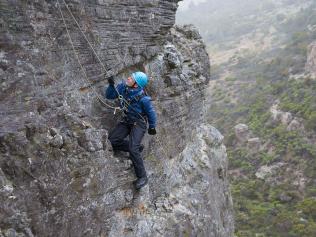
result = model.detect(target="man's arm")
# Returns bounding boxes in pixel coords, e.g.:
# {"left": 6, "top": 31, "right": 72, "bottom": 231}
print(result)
{"left": 104, "top": 82, "right": 124, "bottom": 100}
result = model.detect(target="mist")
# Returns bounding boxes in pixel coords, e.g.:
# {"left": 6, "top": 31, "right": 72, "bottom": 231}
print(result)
{"left": 178, "top": 0, "right": 207, "bottom": 11}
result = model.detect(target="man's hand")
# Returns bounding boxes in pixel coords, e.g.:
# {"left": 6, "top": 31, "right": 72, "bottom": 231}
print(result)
{"left": 148, "top": 128, "right": 156, "bottom": 135}
{"left": 107, "top": 76, "right": 115, "bottom": 85}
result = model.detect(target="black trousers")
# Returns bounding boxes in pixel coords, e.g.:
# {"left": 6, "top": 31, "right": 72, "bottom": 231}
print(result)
{"left": 108, "top": 119, "right": 147, "bottom": 178}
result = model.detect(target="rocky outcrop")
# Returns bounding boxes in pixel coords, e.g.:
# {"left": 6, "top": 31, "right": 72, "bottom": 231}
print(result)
{"left": 233, "top": 124, "right": 261, "bottom": 152}
{"left": 0, "top": 1, "right": 233, "bottom": 236}
{"left": 255, "top": 162, "right": 286, "bottom": 180}
{"left": 269, "top": 102, "right": 305, "bottom": 132}
{"left": 234, "top": 124, "right": 250, "bottom": 143}
{"left": 105, "top": 124, "right": 233, "bottom": 236}
{"left": 305, "top": 41, "right": 316, "bottom": 79}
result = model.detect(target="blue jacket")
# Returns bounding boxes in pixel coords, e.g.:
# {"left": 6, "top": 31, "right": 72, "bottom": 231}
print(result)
{"left": 105, "top": 83, "right": 157, "bottom": 128}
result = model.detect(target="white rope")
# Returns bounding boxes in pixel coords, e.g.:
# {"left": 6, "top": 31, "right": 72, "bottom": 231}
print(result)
{"left": 61, "top": 0, "right": 108, "bottom": 73}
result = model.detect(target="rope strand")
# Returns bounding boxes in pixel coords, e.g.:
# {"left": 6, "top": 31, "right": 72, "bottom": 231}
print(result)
{"left": 61, "top": 0, "right": 108, "bottom": 73}
{"left": 57, "top": 0, "right": 120, "bottom": 111}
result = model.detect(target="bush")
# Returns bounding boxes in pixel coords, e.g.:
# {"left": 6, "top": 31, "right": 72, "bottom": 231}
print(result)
{"left": 297, "top": 198, "right": 316, "bottom": 219}
{"left": 306, "top": 111, "right": 316, "bottom": 131}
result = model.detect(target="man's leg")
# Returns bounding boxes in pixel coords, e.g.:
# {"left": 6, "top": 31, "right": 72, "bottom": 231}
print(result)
{"left": 129, "top": 123, "right": 147, "bottom": 179}
{"left": 108, "top": 122, "right": 130, "bottom": 152}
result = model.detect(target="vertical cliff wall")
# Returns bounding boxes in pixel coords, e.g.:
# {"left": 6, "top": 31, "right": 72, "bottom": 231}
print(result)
{"left": 0, "top": 1, "right": 234, "bottom": 236}
{"left": 306, "top": 41, "right": 316, "bottom": 78}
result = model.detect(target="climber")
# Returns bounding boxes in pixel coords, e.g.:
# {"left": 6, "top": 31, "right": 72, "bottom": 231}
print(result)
{"left": 104, "top": 71, "right": 157, "bottom": 190}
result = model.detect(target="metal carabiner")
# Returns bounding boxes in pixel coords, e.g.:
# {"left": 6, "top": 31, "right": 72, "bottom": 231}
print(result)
{"left": 113, "top": 107, "right": 120, "bottom": 115}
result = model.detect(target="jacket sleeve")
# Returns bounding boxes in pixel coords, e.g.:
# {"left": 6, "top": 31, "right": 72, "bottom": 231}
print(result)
{"left": 104, "top": 83, "right": 124, "bottom": 100}
{"left": 141, "top": 97, "right": 157, "bottom": 128}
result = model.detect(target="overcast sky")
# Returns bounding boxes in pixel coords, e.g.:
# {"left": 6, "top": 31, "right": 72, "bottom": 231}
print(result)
{"left": 178, "top": 0, "right": 207, "bottom": 11}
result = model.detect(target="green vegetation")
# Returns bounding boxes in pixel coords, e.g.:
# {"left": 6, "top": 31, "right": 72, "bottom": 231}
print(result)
{"left": 278, "top": 79, "right": 316, "bottom": 131}
{"left": 203, "top": 2, "right": 316, "bottom": 236}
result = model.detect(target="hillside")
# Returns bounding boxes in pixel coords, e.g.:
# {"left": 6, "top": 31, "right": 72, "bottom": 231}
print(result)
{"left": 0, "top": 1, "right": 234, "bottom": 236}
{"left": 178, "top": 0, "right": 316, "bottom": 236}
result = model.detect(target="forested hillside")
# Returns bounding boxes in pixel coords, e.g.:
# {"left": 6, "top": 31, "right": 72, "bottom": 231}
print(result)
{"left": 178, "top": 0, "right": 316, "bottom": 236}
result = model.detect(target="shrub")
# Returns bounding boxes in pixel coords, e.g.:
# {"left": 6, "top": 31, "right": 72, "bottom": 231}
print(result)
{"left": 306, "top": 111, "right": 316, "bottom": 131}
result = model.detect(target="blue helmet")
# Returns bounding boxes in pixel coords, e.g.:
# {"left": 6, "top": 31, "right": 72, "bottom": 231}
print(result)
{"left": 132, "top": 71, "right": 148, "bottom": 88}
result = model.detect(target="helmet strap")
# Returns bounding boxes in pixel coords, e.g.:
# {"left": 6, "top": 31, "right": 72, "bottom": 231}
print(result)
{"left": 132, "top": 81, "right": 138, "bottom": 88}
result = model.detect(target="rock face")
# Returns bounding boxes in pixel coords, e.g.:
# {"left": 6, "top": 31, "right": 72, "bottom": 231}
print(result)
{"left": 305, "top": 41, "right": 316, "bottom": 78}
{"left": 0, "top": 1, "right": 233, "bottom": 236}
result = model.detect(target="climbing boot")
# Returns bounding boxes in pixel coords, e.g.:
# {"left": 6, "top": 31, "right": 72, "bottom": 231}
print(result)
{"left": 134, "top": 176, "right": 148, "bottom": 190}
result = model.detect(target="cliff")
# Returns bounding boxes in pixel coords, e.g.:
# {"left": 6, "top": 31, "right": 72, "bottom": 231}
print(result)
{"left": 0, "top": 1, "right": 234, "bottom": 236}
{"left": 306, "top": 41, "right": 316, "bottom": 78}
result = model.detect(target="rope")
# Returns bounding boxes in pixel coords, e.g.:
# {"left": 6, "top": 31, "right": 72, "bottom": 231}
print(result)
{"left": 57, "top": 1, "right": 176, "bottom": 162}
{"left": 59, "top": 0, "right": 146, "bottom": 120}
{"left": 57, "top": 0, "right": 120, "bottom": 111}
{"left": 61, "top": 0, "right": 107, "bottom": 73}
{"left": 60, "top": 0, "right": 124, "bottom": 100}
{"left": 57, "top": 0, "right": 150, "bottom": 124}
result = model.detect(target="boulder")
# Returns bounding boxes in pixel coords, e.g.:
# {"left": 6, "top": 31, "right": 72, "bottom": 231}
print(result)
{"left": 77, "top": 128, "right": 107, "bottom": 152}
{"left": 163, "top": 44, "right": 182, "bottom": 69}
{"left": 255, "top": 162, "right": 285, "bottom": 180}
{"left": 234, "top": 124, "right": 250, "bottom": 143}
{"left": 247, "top": 137, "right": 261, "bottom": 151}
{"left": 287, "top": 119, "right": 302, "bottom": 131}
{"left": 280, "top": 112, "right": 293, "bottom": 125}
{"left": 48, "top": 134, "right": 64, "bottom": 148}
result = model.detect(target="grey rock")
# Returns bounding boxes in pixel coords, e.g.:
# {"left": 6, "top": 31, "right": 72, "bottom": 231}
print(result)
{"left": 234, "top": 123, "right": 249, "bottom": 143}
{"left": 305, "top": 41, "right": 316, "bottom": 79}
{"left": 287, "top": 119, "right": 302, "bottom": 131}
{"left": 280, "top": 112, "right": 293, "bottom": 125}
{"left": 175, "top": 25, "right": 202, "bottom": 40}
{"left": 247, "top": 137, "right": 261, "bottom": 151}
{"left": 49, "top": 127, "right": 58, "bottom": 137}
{"left": 299, "top": 217, "right": 308, "bottom": 224}
{"left": 255, "top": 162, "right": 285, "bottom": 180}
{"left": 270, "top": 103, "right": 293, "bottom": 125}
{"left": 124, "top": 189, "right": 134, "bottom": 202}
{"left": 278, "top": 193, "right": 293, "bottom": 203}
{"left": 163, "top": 44, "right": 182, "bottom": 69}
{"left": 0, "top": 168, "right": 9, "bottom": 187}
{"left": 4, "top": 229, "right": 20, "bottom": 237}
{"left": 77, "top": 128, "right": 107, "bottom": 152}
{"left": 49, "top": 134, "right": 64, "bottom": 148}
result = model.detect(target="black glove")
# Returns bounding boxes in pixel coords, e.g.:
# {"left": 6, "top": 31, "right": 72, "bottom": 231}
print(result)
{"left": 148, "top": 128, "right": 156, "bottom": 135}
{"left": 107, "top": 76, "right": 115, "bottom": 85}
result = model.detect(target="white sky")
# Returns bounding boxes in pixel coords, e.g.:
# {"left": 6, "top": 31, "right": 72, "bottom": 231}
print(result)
{"left": 178, "top": 0, "right": 207, "bottom": 11}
